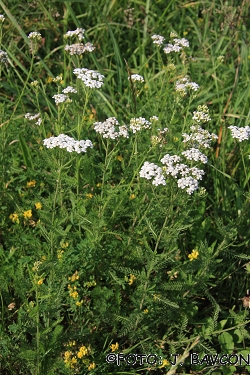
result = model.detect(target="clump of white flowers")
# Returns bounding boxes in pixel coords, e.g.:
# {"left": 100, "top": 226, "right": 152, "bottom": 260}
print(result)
{"left": 129, "top": 117, "right": 151, "bottom": 133}
{"left": 52, "top": 94, "right": 71, "bottom": 105}
{"left": 129, "top": 74, "right": 144, "bottom": 83}
{"left": 151, "top": 34, "right": 165, "bottom": 46}
{"left": 64, "top": 42, "right": 95, "bottom": 55}
{"left": 228, "top": 125, "right": 250, "bottom": 142}
{"left": 192, "top": 105, "right": 211, "bottom": 123}
{"left": 62, "top": 86, "right": 77, "bottom": 94}
{"left": 25, "top": 113, "right": 41, "bottom": 126}
{"left": 0, "top": 14, "right": 5, "bottom": 23}
{"left": 64, "top": 28, "right": 85, "bottom": 41}
{"left": 182, "top": 125, "right": 218, "bottom": 149}
{"left": 163, "top": 33, "right": 189, "bottom": 54}
{"left": 182, "top": 148, "right": 208, "bottom": 164}
{"left": 93, "top": 117, "right": 129, "bottom": 139}
{"left": 73, "top": 68, "right": 104, "bottom": 89}
{"left": 0, "top": 50, "right": 8, "bottom": 65}
{"left": 140, "top": 153, "right": 206, "bottom": 194}
{"left": 43, "top": 134, "right": 93, "bottom": 153}
{"left": 175, "top": 77, "right": 199, "bottom": 96}
{"left": 28, "top": 32, "right": 42, "bottom": 53}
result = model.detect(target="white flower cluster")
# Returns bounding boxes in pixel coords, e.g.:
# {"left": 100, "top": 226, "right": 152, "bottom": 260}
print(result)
{"left": 0, "top": 14, "right": 5, "bottom": 23}
{"left": 93, "top": 117, "right": 129, "bottom": 139}
{"left": 140, "top": 153, "right": 205, "bottom": 194}
{"left": 0, "top": 50, "right": 8, "bottom": 64}
{"left": 64, "top": 42, "right": 95, "bottom": 55}
{"left": 62, "top": 86, "right": 77, "bottom": 94}
{"left": 129, "top": 117, "right": 151, "bottom": 133}
{"left": 192, "top": 111, "right": 211, "bottom": 123}
{"left": 228, "top": 125, "right": 250, "bottom": 142}
{"left": 64, "top": 28, "right": 85, "bottom": 41}
{"left": 175, "top": 77, "right": 199, "bottom": 96}
{"left": 161, "top": 154, "right": 205, "bottom": 193}
{"left": 73, "top": 68, "right": 104, "bottom": 89}
{"left": 139, "top": 162, "right": 166, "bottom": 186}
{"left": 52, "top": 94, "right": 71, "bottom": 105}
{"left": 150, "top": 116, "right": 159, "bottom": 122}
{"left": 182, "top": 148, "right": 208, "bottom": 164}
{"left": 129, "top": 74, "right": 144, "bottom": 82}
{"left": 151, "top": 34, "right": 165, "bottom": 46}
{"left": 52, "top": 75, "right": 63, "bottom": 83}
{"left": 43, "top": 134, "right": 93, "bottom": 153}
{"left": 182, "top": 125, "right": 218, "bottom": 149}
{"left": 163, "top": 38, "right": 189, "bottom": 54}
{"left": 28, "top": 32, "right": 42, "bottom": 40}
{"left": 25, "top": 113, "right": 41, "bottom": 126}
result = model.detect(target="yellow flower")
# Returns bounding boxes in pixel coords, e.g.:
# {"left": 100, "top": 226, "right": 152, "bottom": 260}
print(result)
{"left": 9, "top": 213, "right": 19, "bottom": 223}
{"left": 86, "top": 193, "right": 93, "bottom": 199}
{"left": 23, "top": 210, "right": 32, "bottom": 219}
{"left": 69, "top": 271, "right": 79, "bottom": 282}
{"left": 37, "top": 278, "right": 44, "bottom": 285}
{"left": 128, "top": 274, "right": 136, "bottom": 285}
{"left": 110, "top": 342, "right": 119, "bottom": 352}
{"left": 26, "top": 180, "right": 36, "bottom": 188}
{"left": 96, "top": 182, "right": 101, "bottom": 187}
{"left": 159, "top": 359, "right": 170, "bottom": 368}
{"left": 57, "top": 250, "right": 64, "bottom": 259}
{"left": 76, "top": 300, "right": 83, "bottom": 306}
{"left": 35, "top": 202, "right": 42, "bottom": 209}
{"left": 61, "top": 242, "right": 69, "bottom": 249}
{"left": 88, "top": 362, "right": 96, "bottom": 371}
{"left": 69, "top": 341, "right": 76, "bottom": 347}
{"left": 77, "top": 345, "right": 88, "bottom": 358}
{"left": 129, "top": 194, "right": 136, "bottom": 200}
{"left": 70, "top": 291, "right": 78, "bottom": 299}
{"left": 188, "top": 249, "right": 199, "bottom": 261}
{"left": 143, "top": 309, "right": 148, "bottom": 314}
{"left": 116, "top": 155, "right": 123, "bottom": 161}
{"left": 46, "top": 76, "right": 53, "bottom": 83}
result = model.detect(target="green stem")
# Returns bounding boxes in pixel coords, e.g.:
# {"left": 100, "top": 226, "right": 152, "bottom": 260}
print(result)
{"left": 35, "top": 288, "right": 40, "bottom": 375}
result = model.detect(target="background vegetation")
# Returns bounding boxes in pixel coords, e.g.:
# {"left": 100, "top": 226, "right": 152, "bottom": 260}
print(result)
{"left": 0, "top": 0, "right": 250, "bottom": 374}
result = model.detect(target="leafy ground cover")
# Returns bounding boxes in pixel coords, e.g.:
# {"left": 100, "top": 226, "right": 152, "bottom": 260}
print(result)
{"left": 0, "top": 1, "right": 250, "bottom": 374}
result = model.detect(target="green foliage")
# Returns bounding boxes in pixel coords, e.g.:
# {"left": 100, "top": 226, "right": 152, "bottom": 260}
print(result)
{"left": 0, "top": 1, "right": 250, "bottom": 374}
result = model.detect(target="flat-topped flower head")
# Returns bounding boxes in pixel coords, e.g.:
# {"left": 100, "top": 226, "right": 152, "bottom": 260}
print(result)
{"left": 175, "top": 77, "right": 199, "bottom": 96}
{"left": 182, "top": 148, "right": 208, "bottom": 164}
{"left": 52, "top": 94, "right": 71, "bottom": 105}
{"left": 28, "top": 32, "right": 42, "bottom": 41}
{"left": 182, "top": 126, "right": 218, "bottom": 149}
{"left": 64, "top": 42, "right": 95, "bottom": 55}
{"left": 62, "top": 86, "right": 77, "bottom": 94}
{"left": 129, "top": 117, "right": 151, "bottom": 133}
{"left": 64, "top": 28, "right": 85, "bottom": 41}
{"left": 129, "top": 74, "right": 144, "bottom": 83}
{"left": 28, "top": 32, "right": 42, "bottom": 53}
{"left": 43, "top": 134, "right": 93, "bottom": 153}
{"left": 151, "top": 34, "right": 165, "bottom": 46}
{"left": 94, "top": 117, "right": 129, "bottom": 139}
{"left": 228, "top": 125, "right": 250, "bottom": 142}
{"left": 73, "top": 68, "right": 104, "bottom": 89}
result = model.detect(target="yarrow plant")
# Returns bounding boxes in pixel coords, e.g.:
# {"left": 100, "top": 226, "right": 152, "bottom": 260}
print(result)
{"left": 175, "top": 76, "right": 199, "bottom": 96}
{"left": 93, "top": 117, "right": 129, "bottom": 139}
{"left": 43, "top": 134, "right": 93, "bottom": 153}
{"left": 73, "top": 68, "right": 104, "bottom": 88}
{"left": 129, "top": 117, "right": 151, "bottom": 133}
{"left": 228, "top": 125, "right": 250, "bottom": 142}
{"left": 129, "top": 74, "right": 144, "bottom": 82}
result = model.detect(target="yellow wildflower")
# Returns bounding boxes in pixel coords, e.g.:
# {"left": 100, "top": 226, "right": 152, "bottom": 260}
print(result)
{"left": 85, "top": 193, "right": 93, "bottom": 199}
{"left": 57, "top": 250, "right": 64, "bottom": 259}
{"left": 69, "top": 271, "right": 79, "bottom": 282}
{"left": 88, "top": 362, "right": 96, "bottom": 371}
{"left": 129, "top": 194, "right": 136, "bottom": 200}
{"left": 9, "top": 213, "right": 19, "bottom": 223}
{"left": 69, "top": 341, "right": 76, "bottom": 347}
{"left": 188, "top": 249, "right": 199, "bottom": 261}
{"left": 143, "top": 309, "right": 148, "bottom": 314}
{"left": 116, "top": 155, "right": 123, "bottom": 161}
{"left": 23, "top": 210, "right": 32, "bottom": 219}
{"left": 46, "top": 76, "right": 53, "bottom": 83}
{"left": 77, "top": 345, "right": 88, "bottom": 358}
{"left": 76, "top": 300, "right": 83, "bottom": 306}
{"left": 26, "top": 180, "right": 36, "bottom": 188}
{"left": 110, "top": 342, "right": 119, "bottom": 352}
{"left": 70, "top": 291, "right": 78, "bottom": 299}
{"left": 61, "top": 242, "right": 69, "bottom": 249}
{"left": 96, "top": 182, "right": 101, "bottom": 187}
{"left": 37, "top": 278, "right": 44, "bottom": 285}
{"left": 35, "top": 202, "right": 42, "bottom": 209}
{"left": 159, "top": 359, "right": 170, "bottom": 368}
{"left": 128, "top": 274, "right": 136, "bottom": 285}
